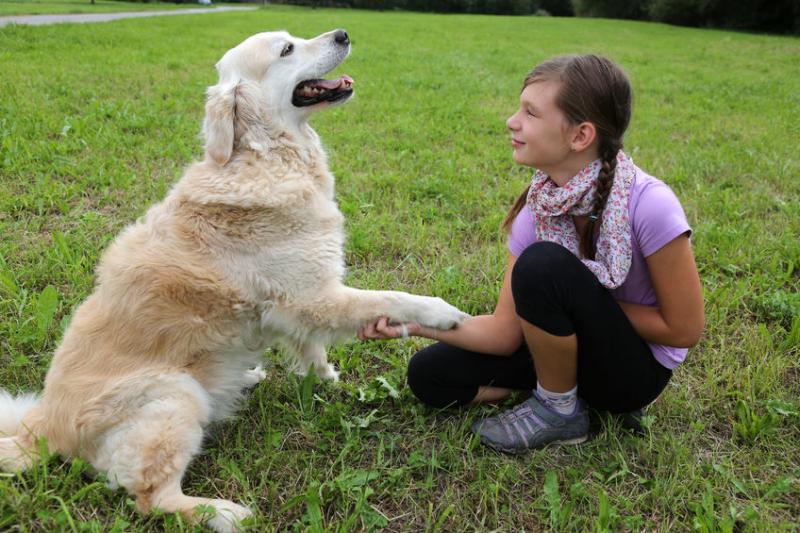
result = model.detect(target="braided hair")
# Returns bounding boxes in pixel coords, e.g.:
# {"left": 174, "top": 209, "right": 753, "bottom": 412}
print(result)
{"left": 580, "top": 138, "right": 620, "bottom": 259}
{"left": 503, "top": 55, "right": 632, "bottom": 260}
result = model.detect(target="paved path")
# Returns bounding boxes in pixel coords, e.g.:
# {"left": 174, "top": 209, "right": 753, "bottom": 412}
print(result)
{"left": 0, "top": 6, "right": 257, "bottom": 27}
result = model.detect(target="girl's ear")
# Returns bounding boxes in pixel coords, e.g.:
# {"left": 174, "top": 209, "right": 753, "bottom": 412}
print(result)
{"left": 202, "top": 81, "right": 239, "bottom": 165}
{"left": 570, "top": 121, "right": 597, "bottom": 153}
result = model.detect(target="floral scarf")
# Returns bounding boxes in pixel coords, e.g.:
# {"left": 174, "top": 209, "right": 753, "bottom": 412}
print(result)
{"left": 526, "top": 151, "right": 635, "bottom": 289}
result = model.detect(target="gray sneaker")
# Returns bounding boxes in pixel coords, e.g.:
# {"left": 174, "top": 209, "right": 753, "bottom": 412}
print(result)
{"left": 471, "top": 393, "right": 589, "bottom": 454}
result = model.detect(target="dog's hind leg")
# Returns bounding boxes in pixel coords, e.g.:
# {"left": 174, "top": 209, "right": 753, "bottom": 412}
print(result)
{"left": 282, "top": 338, "right": 339, "bottom": 382}
{"left": 92, "top": 374, "right": 251, "bottom": 532}
{"left": 146, "top": 480, "right": 252, "bottom": 533}
{"left": 300, "top": 341, "right": 339, "bottom": 381}
{"left": 0, "top": 436, "right": 37, "bottom": 472}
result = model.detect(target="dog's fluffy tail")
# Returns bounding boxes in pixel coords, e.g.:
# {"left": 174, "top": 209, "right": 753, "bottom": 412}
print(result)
{"left": 0, "top": 390, "right": 40, "bottom": 437}
{"left": 0, "top": 390, "right": 40, "bottom": 472}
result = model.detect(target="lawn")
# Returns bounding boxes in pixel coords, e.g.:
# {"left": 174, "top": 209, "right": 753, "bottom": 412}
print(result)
{"left": 1, "top": 5, "right": 798, "bottom": 531}
{"left": 0, "top": 0, "right": 217, "bottom": 17}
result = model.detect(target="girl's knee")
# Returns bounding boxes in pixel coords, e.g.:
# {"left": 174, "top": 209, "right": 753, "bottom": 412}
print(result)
{"left": 512, "top": 242, "right": 576, "bottom": 298}
{"left": 406, "top": 345, "right": 466, "bottom": 408}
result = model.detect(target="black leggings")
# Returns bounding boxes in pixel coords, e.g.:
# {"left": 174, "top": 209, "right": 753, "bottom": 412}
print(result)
{"left": 407, "top": 241, "right": 671, "bottom": 414}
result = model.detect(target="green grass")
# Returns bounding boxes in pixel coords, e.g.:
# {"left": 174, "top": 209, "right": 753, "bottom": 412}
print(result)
{"left": 1, "top": 5, "right": 799, "bottom": 531}
{"left": 0, "top": 0, "right": 218, "bottom": 17}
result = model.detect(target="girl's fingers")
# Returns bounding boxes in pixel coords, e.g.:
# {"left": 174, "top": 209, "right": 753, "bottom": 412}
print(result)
{"left": 359, "top": 322, "right": 374, "bottom": 340}
{"left": 360, "top": 317, "right": 393, "bottom": 340}
{"left": 376, "top": 319, "right": 399, "bottom": 337}
{"left": 374, "top": 317, "right": 394, "bottom": 338}
{"left": 366, "top": 322, "right": 381, "bottom": 339}
{"left": 361, "top": 317, "right": 420, "bottom": 340}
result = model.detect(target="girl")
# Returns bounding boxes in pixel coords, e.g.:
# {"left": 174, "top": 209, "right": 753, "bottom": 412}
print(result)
{"left": 359, "top": 55, "right": 704, "bottom": 454}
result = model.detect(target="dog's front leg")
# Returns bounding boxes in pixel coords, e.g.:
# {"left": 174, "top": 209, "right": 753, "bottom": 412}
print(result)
{"left": 243, "top": 365, "right": 267, "bottom": 386}
{"left": 300, "top": 285, "right": 468, "bottom": 334}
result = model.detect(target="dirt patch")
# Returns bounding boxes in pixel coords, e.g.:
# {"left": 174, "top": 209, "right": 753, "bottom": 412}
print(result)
{"left": 784, "top": 366, "right": 800, "bottom": 395}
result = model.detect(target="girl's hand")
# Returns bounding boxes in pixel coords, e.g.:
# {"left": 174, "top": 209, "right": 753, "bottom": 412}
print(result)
{"left": 358, "top": 316, "right": 423, "bottom": 341}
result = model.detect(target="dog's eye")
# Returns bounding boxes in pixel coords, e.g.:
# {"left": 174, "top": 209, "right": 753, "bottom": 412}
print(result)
{"left": 280, "top": 43, "right": 294, "bottom": 58}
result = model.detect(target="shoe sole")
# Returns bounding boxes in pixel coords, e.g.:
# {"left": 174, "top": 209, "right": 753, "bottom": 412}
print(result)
{"left": 479, "top": 433, "right": 588, "bottom": 455}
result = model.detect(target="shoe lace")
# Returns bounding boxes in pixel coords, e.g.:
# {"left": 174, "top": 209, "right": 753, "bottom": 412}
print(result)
{"left": 499, "top": 400, "right": 532, "bottom": 424}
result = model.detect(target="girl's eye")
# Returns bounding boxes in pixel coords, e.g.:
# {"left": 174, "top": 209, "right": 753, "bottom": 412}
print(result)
{"left": 280, "top": 43, "right": 294, "bottom": 57}
{"left": 527, "top": 109, "right": 537, "bottom": 118}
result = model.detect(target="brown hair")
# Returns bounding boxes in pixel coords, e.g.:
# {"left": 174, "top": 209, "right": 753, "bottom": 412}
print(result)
{"left": 502, "top": 55, "right": 632, "bottom": 260}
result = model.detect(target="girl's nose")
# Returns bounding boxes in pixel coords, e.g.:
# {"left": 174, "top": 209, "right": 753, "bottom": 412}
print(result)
{"left": 506, "top": 113, "right": 519, "bottom": 130}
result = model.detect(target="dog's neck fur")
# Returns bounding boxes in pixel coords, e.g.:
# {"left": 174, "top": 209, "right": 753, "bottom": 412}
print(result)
{"left": 175, "top": 118, "right": 335, "bottom": 215}
{"left": 239, "top": 120, "right": 322, "bottom": 164}
{"left": 237, "top": 120, "right": 333, "bottom": 198}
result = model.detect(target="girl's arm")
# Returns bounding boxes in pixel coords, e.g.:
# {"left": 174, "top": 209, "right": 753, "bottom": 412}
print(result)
{"left": 359, "top": 253, "right": 524, "bottom": 356}
{"left": 616, "top": 234, "right": 704, "bottom": 348}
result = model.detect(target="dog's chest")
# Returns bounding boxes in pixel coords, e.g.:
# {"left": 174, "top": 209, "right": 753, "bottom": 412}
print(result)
{"left": 221, "top": 198, "right": 347, "bottom": 302}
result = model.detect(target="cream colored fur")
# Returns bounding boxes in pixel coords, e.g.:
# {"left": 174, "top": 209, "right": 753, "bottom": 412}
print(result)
{"left": 0, "top": 29, "right": 466, "bottom": 532}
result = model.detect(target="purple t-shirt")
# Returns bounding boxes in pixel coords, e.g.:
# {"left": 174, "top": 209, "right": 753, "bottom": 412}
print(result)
{"left": 508, "top": 166, "right": 692, "bottom": 369}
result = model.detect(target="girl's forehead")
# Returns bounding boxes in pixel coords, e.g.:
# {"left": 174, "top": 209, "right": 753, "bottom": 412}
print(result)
{"left": 521, "top": 80, "right": 560, "bottom": 107}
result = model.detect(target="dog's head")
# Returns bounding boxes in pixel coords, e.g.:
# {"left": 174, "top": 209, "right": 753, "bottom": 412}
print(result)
{"left": 203, "top": 29, "right": 353, "bottom": 165}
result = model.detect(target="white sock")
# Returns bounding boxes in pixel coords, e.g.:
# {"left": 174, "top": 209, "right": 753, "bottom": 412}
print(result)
{"left": 536, "top": 383, "right": 578, "bottom": 415}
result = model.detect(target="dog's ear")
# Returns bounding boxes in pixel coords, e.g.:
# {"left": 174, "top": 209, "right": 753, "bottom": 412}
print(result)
{"left": 202, "top": 81, "right": 238, "bottom": 166}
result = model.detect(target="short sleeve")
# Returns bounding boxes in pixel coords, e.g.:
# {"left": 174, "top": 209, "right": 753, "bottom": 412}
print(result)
{"left": 632, "top": 180, "right": 692, "bottom": 258}
{"left": 508, "top": 203, "right": 537, "bottom": 257}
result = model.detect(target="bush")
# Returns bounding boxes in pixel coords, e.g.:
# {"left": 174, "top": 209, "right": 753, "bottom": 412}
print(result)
{"left": 570, "top": 0, "right": 648, "bottom": 19}
{"left": 647, "top": 0, "right": 800, "bottom": 33}
{"left": 273, "top": 0, "right": 570, "bottom": 15}
{"left": 269, "top": 0, "right": 797, "bottom": 32}
{"left": 540, "top": 0, "right": 574, "bottom": 16}
{"left": 704, "top": 0, "right": 799, "bottom": 34}
{"left": 647, "top": 0, "right": 704, "bottom": 26}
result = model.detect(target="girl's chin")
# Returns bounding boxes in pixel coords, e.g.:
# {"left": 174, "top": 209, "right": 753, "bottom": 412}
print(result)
{"left": 512, "top": 151, "right": 536, "bottom": 167}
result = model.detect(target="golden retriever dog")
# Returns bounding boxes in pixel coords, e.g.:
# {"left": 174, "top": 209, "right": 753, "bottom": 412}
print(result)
{"left": 0, "top": 29, "right": 466, "bottom": 531}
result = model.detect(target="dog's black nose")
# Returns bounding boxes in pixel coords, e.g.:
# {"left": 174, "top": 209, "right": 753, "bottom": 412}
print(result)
{"left": 334, "top": 30, "right": 349, "bottom": 46}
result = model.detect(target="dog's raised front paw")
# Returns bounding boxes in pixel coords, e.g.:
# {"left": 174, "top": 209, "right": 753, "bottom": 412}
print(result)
{"left": 414, "top": 296, "right": 470, "bottom": 330}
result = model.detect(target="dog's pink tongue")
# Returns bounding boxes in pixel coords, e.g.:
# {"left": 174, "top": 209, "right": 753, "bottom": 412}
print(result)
{"left": 317, "top": 75, "right": 354, "bottom": 90}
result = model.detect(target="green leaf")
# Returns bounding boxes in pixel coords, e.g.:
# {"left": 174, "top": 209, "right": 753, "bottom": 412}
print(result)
{"left": 543, "top": 470, "right": 561, "bottom": 528}
{"left": 35, "top": 285, "right": 59, "bottom": 340}
{"left": 52, "top": 231, "right": 75, "bottom": 266}
{"left": 0, "top": 253, "right": 19, "bottom": 297}
{"left": 299, "top": 368, "right": 317, "bottom": 413}
{"left": 595, "top": 490, "right": 611, "bottom": 532}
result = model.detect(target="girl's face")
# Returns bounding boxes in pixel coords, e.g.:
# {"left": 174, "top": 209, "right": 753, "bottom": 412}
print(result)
{"left": 506, "top": 80, "right": 573, "bottom": 170}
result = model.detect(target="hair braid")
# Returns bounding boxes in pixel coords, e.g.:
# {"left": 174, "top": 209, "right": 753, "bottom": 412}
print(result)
{"left": 580, "top": 142, "right": 620, "bottom": 260}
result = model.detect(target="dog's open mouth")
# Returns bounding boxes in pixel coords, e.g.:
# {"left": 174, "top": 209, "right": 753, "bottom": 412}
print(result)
{"left": 292, "top": 75, "right": 354, "bottom": 107}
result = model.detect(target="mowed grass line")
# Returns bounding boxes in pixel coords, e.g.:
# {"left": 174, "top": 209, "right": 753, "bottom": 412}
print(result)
{"left": 0, "top": 0, "right": 217, "bottom": 17}
{"left": 1, "top": 6, "right": 798, "bottom": 531}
